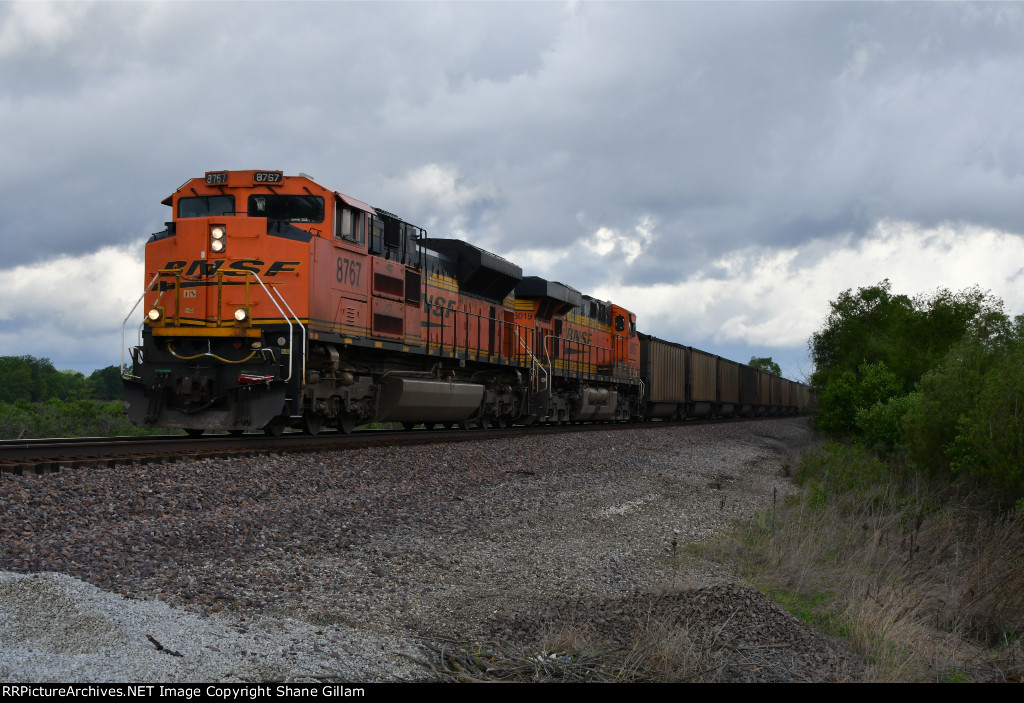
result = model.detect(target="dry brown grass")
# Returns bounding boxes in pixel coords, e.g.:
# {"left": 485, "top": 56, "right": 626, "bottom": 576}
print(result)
{"left": 703, "top": 442, "right": 1024, "bottom": 682}
{"left": 421, "top": 610, "right": 726, "bottom": 682}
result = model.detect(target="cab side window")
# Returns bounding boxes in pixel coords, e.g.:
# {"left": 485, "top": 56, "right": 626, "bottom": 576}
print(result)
{"left": 335, "top": 204, "right": 365, "bottom": 245}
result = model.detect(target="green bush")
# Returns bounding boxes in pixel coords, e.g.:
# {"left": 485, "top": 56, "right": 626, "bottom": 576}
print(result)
{"left": 855, "top": 392, "right": 919, "bottom": 454}
{"left": 811, "top": 281, "right": 1006, "bottom": 439}
{"left": 900, "top": 320, "right": 1024, "bottom": 502}
{"left": 0, "top": 399, "right": 159, "bottom": 439}
{"left": 815, "top": 361, "right": 902, "bottom": 437}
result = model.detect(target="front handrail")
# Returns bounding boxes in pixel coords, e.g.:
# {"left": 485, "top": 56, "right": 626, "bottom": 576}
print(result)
{"left": 247, "top": 271, "right": 305, "bottom": 384}
{"left": 119, "top": 270, "right": 305, "bottom": 385}
{"left": 120, "top": 272, "right": 161, "bottom": 379}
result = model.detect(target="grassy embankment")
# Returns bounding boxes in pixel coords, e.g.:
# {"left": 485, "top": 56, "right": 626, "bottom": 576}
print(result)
{"left": 697, "top": 438, "right": 1024, "bottom": 682}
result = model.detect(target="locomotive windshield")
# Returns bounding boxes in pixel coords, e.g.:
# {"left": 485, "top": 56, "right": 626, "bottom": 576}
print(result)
{"left": 177, "top": 195, "right": 236, "bottom": 218}
{"left": 248, "top": 194, "right": 324, "bottom": 223}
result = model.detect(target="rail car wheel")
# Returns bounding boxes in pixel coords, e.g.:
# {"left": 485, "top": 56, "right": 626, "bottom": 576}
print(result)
{"left": 402, "top": 422, "right": 416, "bottom": 431}
{"left": 264, "top": 418, "right": 286, "bottom": 437}
{"left": 302, "top": 412, "right": 323, "bottom": 436}
{"left": 495, "top": 416, "right": 507, "bottom": 429}
{"left": 459, "top": 419, "right": 472, "bottom": 430}
{"left": 185, "top": 428, "right": 204, "bottom": 437}
{"left": 423, "top": 422, "right": 436, "bottom": 430}
{"left": 339, "top": 413, "right": 357, "bottom": 435}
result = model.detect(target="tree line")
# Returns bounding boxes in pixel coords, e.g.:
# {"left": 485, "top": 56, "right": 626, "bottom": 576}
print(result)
{"left": 0, "top": 356, "right": 124, "bottom": 403}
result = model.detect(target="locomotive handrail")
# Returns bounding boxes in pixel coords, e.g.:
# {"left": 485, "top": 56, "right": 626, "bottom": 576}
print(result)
{"left": 541, "top": 332, "right": 618, "bottom": 379}
{"left": 421, "top": 305, "right": 547, "bottom": 392}
{"left": 120, "top": 272, "right": 161, "bottom": 380}
{"left": 248, "top": 271, "right": 305, "bottom": 384}
{"left": 512, "top": 327, "right": 548, "bottom": 393}
{"left": 119, "top": 270, "right": 305, "bottom": 385}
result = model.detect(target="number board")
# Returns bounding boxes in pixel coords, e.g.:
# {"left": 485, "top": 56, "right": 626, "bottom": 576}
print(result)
{"left": 252, "top": 171, "right": 283, "bottom": 184}
{"left": 205, "top": 171, "right": 228, "bottom": 185}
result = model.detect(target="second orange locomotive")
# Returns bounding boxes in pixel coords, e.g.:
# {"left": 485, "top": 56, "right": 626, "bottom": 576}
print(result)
{"left": 122, "top": 170, "right": 641, "bottom": 434}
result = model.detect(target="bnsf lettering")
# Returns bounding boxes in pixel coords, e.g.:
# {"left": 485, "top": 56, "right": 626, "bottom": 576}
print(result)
{"left": 424, "top": 293, "right": 457, "bottom": 317}
{"left": 185, "top": 260, "right": 224, "bottom": 277}
{"left": 564, "top": 328, "right": 593, "bottom": 345}
{"left": 162, "top": 260, "right": 299, "bottom": 278}
{"left": 228, "top": 260, "right": 264, "bottom": 275}
{"left": 336, "top": 257, "right": 362, "bottom": 287}
{"left": 265, "top": 261, "right": 300, "bottom": 276}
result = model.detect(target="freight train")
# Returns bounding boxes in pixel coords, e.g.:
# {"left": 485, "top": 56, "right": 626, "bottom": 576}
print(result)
{"left": 121, "top": 170, "right": 811, "bottom": 436}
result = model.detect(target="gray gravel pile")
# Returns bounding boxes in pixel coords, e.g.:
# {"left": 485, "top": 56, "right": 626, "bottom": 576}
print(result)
{"left": 1, "top": 417, "right": 862, "bottom": 682}
{"left": 0, "top": 571, "right": 417, "bottom": 682}
{"left": 479, "top": 584, "right": 862, "bottom": 682}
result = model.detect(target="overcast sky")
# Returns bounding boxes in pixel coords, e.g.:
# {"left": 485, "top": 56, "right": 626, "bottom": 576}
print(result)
{"left": 1, "top": 1, "right": 1023, "bottom": 381}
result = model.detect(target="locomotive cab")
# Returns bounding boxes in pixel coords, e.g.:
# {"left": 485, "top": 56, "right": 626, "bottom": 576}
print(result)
{"left": 122, "top": 171, "right": 330, "bottom": 434}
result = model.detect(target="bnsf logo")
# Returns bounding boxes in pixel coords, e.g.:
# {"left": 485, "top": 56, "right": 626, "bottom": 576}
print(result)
{"left": 564, "top": 327, "right": 593, "bottom": 345}
{"left": 162, "top": 260, "right": 301, "bottom": 277}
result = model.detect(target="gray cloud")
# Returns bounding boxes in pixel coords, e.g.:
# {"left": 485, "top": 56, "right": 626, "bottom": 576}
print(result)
{"left": 2, "top": 1, "right": 1024, "bottom": 373}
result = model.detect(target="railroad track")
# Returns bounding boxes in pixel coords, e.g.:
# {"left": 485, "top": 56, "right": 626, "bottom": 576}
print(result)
{"left": 0, "top": 415, "right": 800, "bottom": 476}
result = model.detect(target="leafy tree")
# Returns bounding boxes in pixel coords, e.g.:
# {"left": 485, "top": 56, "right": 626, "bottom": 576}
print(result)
{"left": 809, "top": 280, "right": 1006, "bottom": 436}
{"left": 0, "top": 357, "right": 34, "bottom": 403}
{"left": 748, "top": 356, "right": 781, "bottom": 376}
{"left": 0, "top": 355, "right": 107, "bottom": 402}
{"left": 903, "top": 317, "right": 1024, "bottom": 499}
{"left": 88, "top": 366, "right": 125, "bottom": 400}
{"left": 810, "top": 280, "right": 915, "bottom": 392}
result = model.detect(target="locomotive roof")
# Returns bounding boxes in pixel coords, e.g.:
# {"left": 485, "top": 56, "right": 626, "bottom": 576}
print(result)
{"left": 421, "top": 237, "right": 522, "bottom": 302}
{"left": 161, "top": 171, "right": 378, "bottom": 216}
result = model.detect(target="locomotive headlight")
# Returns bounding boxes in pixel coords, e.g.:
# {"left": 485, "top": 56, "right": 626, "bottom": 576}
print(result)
{"left": 210, "top": 225, "right": 226, "bottom": 253}
{"left": 147, "top": 307, "right": 163, "bottom": 323}
{"left": 233, "top": 307, "right": 248, "bottom": 322}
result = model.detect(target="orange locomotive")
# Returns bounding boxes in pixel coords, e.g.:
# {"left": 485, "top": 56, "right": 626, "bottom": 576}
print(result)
{"left": 122, "top": 170, "right": 642, "bottom": 434}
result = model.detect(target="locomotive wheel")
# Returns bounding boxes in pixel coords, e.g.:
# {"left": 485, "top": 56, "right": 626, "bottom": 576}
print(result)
{"left": 339, "top": 413, "right": 356, "bottom": 435}
{"left": 302, "top": 412, "right": 323, "bottom": 436}
{"left": 264, "top": 418, "right": 286, "bottom": 437}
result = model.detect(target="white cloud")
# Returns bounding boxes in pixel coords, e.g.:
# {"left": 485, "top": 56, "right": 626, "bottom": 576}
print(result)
{"left": 0, "top": 242, "right": 144, "bottom": 334}
{"left": 592, "top": 219, "right": 1024, "bottom": 350}
{"left": 582, "top": 215, "right": 655, "bottom": 265}
{"left": 0, "top": 2, "right": 85, "bottom": 58}
{"left": 391, "top": 163, "right": 495, "bottom": 214}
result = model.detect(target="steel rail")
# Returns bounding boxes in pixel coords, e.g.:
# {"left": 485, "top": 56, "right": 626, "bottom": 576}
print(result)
{"left": 0, "top": 415, "right": 802, "bottom": 477}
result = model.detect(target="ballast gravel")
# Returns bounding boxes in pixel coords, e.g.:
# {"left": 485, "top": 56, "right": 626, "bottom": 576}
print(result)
{"left": 0, "top": 417, "right": 863, "bottom": 682}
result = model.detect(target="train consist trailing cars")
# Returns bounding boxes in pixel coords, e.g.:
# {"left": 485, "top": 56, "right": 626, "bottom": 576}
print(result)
{"left": 121, "top": 170, "right": 811, "bottom": 435}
